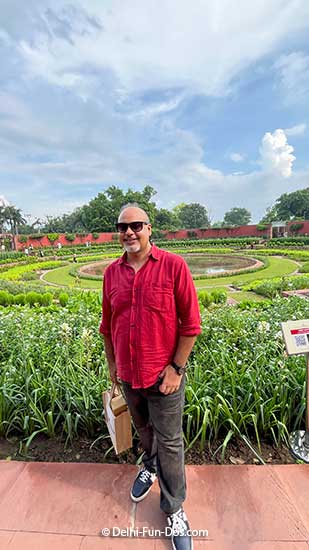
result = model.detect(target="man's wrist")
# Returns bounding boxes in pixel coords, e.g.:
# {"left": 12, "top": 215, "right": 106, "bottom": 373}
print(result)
{"left": 170, "top": 361, "right": 186, "bottom": 375}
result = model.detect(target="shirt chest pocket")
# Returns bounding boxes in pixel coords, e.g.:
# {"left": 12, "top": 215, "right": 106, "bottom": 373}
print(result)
{"left": 142, "top": 284, "right": 174, "bottom": 313}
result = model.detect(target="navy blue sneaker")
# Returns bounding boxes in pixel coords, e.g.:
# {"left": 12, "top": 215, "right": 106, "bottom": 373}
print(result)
{"left": 167, "top": 508, "right": 193, "bottom": 550}
{"left": 130, "top": 467, "right": 157, "bottom": 502}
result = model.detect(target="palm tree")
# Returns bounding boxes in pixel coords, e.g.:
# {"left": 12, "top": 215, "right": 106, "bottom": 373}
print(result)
{"left": 0, "top": 206, "right": 6, "bottom": 234}
{"left": 3, "top": 206, "right": 26, "bottom": 235}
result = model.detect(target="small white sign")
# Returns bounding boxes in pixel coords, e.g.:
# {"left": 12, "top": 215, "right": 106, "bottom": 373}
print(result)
{"left": 281, "top": 320, "right": 309, "bottom": 355}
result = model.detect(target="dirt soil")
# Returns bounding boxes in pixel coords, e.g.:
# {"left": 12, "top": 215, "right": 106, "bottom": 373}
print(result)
{"left": 0, "top": 434, "right": 295, "bottom": 465}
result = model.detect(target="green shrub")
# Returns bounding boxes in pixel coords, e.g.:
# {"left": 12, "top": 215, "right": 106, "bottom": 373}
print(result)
{"left": 47, "top": 233, "right": 59, "bottom": 243}
{"left": 25, "top": 292, "right": 41, "bottom": 307}
{"left": 0, "top": 290, "right": 11, "bottom": 306}
{"left": 59, "top": 292, "right": 69, "bottom": 307}
{"left": 18, "top": 235, "right": 28, "bottom": 243}
{"left": 65, "top": 233, "right": 76, "bottom": 242}
{"left": 238, "top": 298, "right": 271, "bottom": 310}
{"left": 243, "top": 274, "right": 309, "bottom": 298}
{"left": 299, "top": 262, "right": 309, "bottom": 273}
{"left": 14, "top": 293, "right": 26, "bottom": 305}
{"left": 21, "top": 271, "right": 39, "bottom": 281}
{"left": 289, "top": 223, "right": 304, "bottom": 232}
{"left": 210, "top": 288, "right": 227, "bottom": 304}
{"left": 92, "top": 233, "right": 99, "bottom": 240}
{"left": 237, "top": 299, "right": 256, "bottom": 310}
{"left": 40, "top": 292, "right": 53, "bottom": 306}
{"left": 256, "top": 224, "right": 268, "bottom": 231}
{"left": 198, "top": 290, "right": 212, "bottom": 308}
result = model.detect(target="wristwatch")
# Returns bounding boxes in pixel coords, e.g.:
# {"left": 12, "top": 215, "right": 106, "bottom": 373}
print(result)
{"left": 170, "top": 361, "right": 186, "bottom": 375}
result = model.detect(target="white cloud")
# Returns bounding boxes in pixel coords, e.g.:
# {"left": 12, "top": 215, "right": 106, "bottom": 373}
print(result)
{"left": 275, "top": 52, "right": 309, "bottom": 104}
{"left": 16, "top": 1, "right": 309, "bottom": 100}
{"left": 285, "top": 123, "right": 306, "bottom": 136}
{"left": 1, "top": 1, "right": 309, "bottom": 225}
{"left": 259, "top": 129, "right": 295, "bottom": 178}
{"left": 230, "top": 153, "right": 245, "bottom": 162}
{"left": 127, "top": 95, "right": 185, "bottom": 121}
{"left": 1, "top": 137, "right": 308, "bottom": 223}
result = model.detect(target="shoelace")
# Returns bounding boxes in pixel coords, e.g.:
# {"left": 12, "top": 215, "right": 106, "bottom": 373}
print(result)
{"left": 167, "top": 509, "right": 188, "bottom": 536}
{"left": 139, "top": 468, "right": 152, "bottom": 483}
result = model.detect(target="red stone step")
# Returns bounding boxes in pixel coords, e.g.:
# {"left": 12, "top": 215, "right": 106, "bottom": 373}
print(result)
{"left": 0, "top": 461, "right": 309, "bottom": 549}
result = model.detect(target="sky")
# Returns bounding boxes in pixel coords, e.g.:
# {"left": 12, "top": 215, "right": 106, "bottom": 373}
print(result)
{"left": 1, "top": 0, "right": 309, "bottom": 225}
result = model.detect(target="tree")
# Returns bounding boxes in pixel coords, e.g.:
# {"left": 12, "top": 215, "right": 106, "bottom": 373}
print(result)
{"left": 0, "top": 206, "right": 6, "bottom": 234}
{"left": 259, "top": 206, "right": 279, "bottom": 224}
{"left": 260, "top": 188, "right": 309, "bottom": 223}
{"left": 106, "top": 184, "right": 157, "bottom": 224}
{"left": 82, "top": 192, "right": 114, "bottom": 232}
{"left": 223, "top": 207, "right": 251, "bottom": 226}
{"left": 274, "top": 188, "right": 309, "bottom": 220}
{"left": 18, "top": 218, "right": 43, "bottom": 235}
{"left": 154, "top": 208, "right": 178, "bottom": 230}
{"left": 3, "top": 205, "right": 26, "bottom": 235}
{"left": 177, "top": 203, "right": 210, "bottom": 229}
{"left": 40, "top": 185, "right": 159, "bottom": 233}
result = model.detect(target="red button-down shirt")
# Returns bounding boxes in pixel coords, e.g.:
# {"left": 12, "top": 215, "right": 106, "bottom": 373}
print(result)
{"left": 100, "top": 244, "right": 201, "bottom": 388}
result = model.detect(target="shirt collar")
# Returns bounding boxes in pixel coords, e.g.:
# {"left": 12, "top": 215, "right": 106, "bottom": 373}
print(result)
{"left": 118, "top": 243, "right": 160, "bottom": 264}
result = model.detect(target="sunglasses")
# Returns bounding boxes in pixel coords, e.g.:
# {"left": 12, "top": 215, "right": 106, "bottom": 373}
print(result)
{"left": 115, "top": 221, "right": 149, "bottom": 233}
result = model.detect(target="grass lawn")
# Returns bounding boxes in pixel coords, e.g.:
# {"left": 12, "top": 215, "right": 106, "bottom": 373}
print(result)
{"left": 227, "top": 290, "right": 266, "bottom": 302}
{"left": 41, "top": 255, "right": 299, "bottom": 291}
{"left": 42, "top": 264, "right": 102, "bottom": 289}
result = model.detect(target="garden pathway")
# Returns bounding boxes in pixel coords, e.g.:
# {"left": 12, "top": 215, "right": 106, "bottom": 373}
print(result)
{"left": 0, "top": 461, "right": 309, "bottom": 549}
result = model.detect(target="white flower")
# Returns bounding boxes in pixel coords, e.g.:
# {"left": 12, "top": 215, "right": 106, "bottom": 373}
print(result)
{"left": 81, "top": 327, "right": 92, "bottom": 341}
{"left": 257, "top": 321, "right": 270, "bottom": 332}
{"left": 60, "top": 322, "right": 72, "bottom": 336}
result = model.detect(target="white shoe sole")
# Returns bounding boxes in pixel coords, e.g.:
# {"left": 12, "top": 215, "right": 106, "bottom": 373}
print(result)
{"left": 130, "top": 484, "right": 154, "bottom": 502}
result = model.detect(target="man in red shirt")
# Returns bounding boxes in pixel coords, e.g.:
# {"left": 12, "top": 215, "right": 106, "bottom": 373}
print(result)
{"left": 100, "top": 204, "right": 201, "bottom": 550}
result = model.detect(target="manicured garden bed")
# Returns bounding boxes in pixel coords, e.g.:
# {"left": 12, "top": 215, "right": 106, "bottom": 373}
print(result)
{"left": 1, "top": 293, "right": 308, "bottom": 464}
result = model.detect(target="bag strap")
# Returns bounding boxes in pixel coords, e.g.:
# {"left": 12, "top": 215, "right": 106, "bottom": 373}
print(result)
{"left": 111, "top": 382, "right": 120, "bottom": 398}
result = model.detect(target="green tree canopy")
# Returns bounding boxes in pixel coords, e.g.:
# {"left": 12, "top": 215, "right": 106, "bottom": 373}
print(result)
{"left": 40, "top": 185, "right": 158, "bottom": 233}
{"left": 1, "top": 205, "right": 26, "bottom": 235}
{"left": 223, "top": 207, "right": 251, "bottom": 226}
{"left": 177, "top": 203, "right": 210, "bottom": 229}
{"left": 275, "top": 188, "right": 309, "bottom": 220}
{"left": 260, "top": 188, "right": 309, "bottom": 223}
{"left": 154, "top": 208, "right": 178, "bottom": 230}
{"left": 259, "top": 206, "right": 279, "bottom": 224}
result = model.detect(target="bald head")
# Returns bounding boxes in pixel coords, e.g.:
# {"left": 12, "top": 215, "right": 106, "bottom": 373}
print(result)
{"left": 118, "top": 205, "right": 150, "bottom": 223}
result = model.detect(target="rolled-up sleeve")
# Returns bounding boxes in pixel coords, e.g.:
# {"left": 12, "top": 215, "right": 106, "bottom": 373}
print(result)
{"left": 174, "top": 258, "right": 201, "bottom": 336}
{"left": 99, "top": 271, "right": 112, "bottom": 335}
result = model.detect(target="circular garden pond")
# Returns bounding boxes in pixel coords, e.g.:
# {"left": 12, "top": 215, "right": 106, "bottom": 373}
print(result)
{"left": 79, "top": 254, "right": 258, "bottom": 279}
{"left": 180, "top": 254, "right": 257, "bottom": 275}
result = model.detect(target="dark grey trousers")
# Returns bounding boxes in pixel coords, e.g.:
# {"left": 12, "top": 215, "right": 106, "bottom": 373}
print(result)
{"left": 121, "top": 374, "right": 186, "bottom": 514}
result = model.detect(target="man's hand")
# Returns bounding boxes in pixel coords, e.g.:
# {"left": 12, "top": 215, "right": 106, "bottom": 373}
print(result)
{"left": 158, "top": 365, "right": 183, "bottom": 395}
{"left": 108, "top": 363, "right": 117, "bottom": 383}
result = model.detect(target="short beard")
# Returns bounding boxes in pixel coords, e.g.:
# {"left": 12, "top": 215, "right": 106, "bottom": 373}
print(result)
{"left": 123, "top": 241, "right": 141, "bottom": 254}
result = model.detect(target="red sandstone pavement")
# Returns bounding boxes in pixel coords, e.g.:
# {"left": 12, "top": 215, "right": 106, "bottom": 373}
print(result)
{"left": 0, "top": 462, "right": 309, "bottom": 550}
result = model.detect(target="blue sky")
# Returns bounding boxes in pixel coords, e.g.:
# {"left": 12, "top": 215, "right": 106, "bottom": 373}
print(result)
{"left": 1, "top": 0, "right": 309, "bottom": 224}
